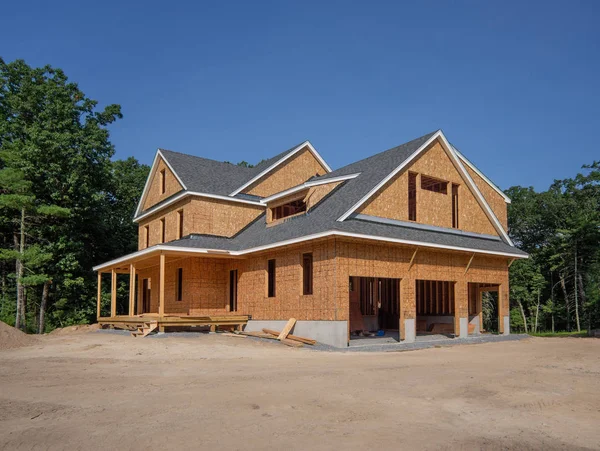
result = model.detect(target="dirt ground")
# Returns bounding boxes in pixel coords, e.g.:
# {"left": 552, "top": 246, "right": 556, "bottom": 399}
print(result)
{"left": 0, "top": 331, "right": 599, "bottom": 451}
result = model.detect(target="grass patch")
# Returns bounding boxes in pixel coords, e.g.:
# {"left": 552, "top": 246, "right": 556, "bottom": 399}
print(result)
{"left": 529, "top": 330, "right": 588, "bottom": 338}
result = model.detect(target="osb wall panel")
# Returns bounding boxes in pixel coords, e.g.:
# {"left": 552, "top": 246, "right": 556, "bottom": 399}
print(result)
{"left": 359, "top": 140, "right": 498, "bottom": 236}
{"left": 138, "top": 197, "right": 264, "bottom": 249}
{"left": 226, "top": 239, "right": 341, "bottom": 321}
{"left": 136, "top": 257, "right": 229, "bottom": 315}
{"left": 142, "top": 158, "right": 184, "bottom": 211}
{"left": 244, "top": 147, "right": 328, "bottom": 197}
{"left": 464, "top": 165, "right": 508, "bottom": 231}
{"left": 333, "top": 238, "right": 510, "bottom": 338}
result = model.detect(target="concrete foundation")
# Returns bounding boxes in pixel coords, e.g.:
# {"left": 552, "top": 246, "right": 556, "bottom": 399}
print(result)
{"left": 469, "top": 315, "right": 480, "bottom": 335}
{"left": 403, "top": 318, "right": 416, "bottom": 343}
{"left": 459, "top": 317, "right": 469, "bottom": 338}
{"left": 244, "top": 320, "right": 348, "bottom": 348}
{"left": 503, "top": 316, "right": 510, "bottom": 335}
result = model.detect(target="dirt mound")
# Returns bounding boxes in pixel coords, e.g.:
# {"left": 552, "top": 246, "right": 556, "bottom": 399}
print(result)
{"left": 0, "top": 321, "right": 40, "bottom": 350}
{"left": 49, "top": 323, "right": 100, "bottom": 336}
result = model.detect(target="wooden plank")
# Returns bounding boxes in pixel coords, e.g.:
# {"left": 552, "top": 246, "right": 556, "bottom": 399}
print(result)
{"left": 464, "top": 253, "right": 475, "bottom": 274}
{"left": 277, "top": 318, "right": 296, "bottom": 340}
{"left": 97, "top": 272, "right": 102, "bottom": 320}
{"left": 408, "top": 247, "right": 419, "bottom": 272}
{"left": 110, "top": 269, "right": 117, "bottom": 318}
{"left": 262, "top": 329, "right": 316, "bottom": 345}
{"left": 280, "top": 338, "right": 303, "bottom": 348}
{"left": 239, "top": 331, "right": 278, "bottom": 339}
{"left": 158, "top": 253, "right": 165, "bottom": 316}
{"left": 221, "top": 332, "right": 246, "bottom": 338}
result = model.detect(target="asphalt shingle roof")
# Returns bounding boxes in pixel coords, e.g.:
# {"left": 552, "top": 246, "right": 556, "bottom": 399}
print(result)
{"left": 159, "top": 130, "right": 527, "bottom": 258}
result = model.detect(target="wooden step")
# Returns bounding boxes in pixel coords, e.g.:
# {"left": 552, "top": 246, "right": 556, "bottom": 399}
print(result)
{"left": 131, "top": 321, "right": 158, "bottom": 338}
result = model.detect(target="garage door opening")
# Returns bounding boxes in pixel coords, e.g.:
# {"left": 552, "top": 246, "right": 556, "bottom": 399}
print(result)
{"left": 416, "top": 279, "right": 456, "bottom": 338}
{"left": 349, "top": 276, "right": 400, "bottom": 343}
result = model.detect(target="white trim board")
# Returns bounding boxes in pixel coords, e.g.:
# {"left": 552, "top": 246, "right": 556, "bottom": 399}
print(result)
{"left": 93, "top": 229, "right": 527, "bottom": 271}
{"left": 133, "top": 190, "right": 264, "bottom": 223}
{"left": 229, "top": 141, "right": 332, "bottom": 196}
{"left": 453, "top": 146, "right": 511, "bottom": 204}
{"left": 336, "top": 130, "right": 514, "bottom": 246}
{"left": 134, "top": 149, "right": 188, "bottom": 218}
{"left": 260, "top": 173, "right": 360, "bottom": 204}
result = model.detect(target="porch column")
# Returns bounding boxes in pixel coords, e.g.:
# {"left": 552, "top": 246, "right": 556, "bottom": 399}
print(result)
{"left": 97, "top": 272, "right": 102, "bottom": 320}
{"left": 110, "top": 269, "right": 117, "bottom": 318}
{"left": 129, "top": 263, "right": 136, "bottom": 316}
{"left": 159, "top": 253, "right": 165, "bottom": 317}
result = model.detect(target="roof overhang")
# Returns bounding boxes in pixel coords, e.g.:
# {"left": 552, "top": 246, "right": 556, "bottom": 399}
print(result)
{"left": 453, "top": 146, "right": 511, "bottom": 204}
{"left": 133, "top": 190, "right": 264, "bottom": 223}
{"left": 93, "top": 229, "right": 527, "bottom": 272}
{"left": 229, "top": 141, "right": 332, "bottom": 196}
{"left": 134, "top": 149, "right": 188, "bottom": 219}
{"left": 259, "top": 172, "right": 360, "bottom": 205}
{"left": 335, "top": 130, "right": 515, "bottom": 246}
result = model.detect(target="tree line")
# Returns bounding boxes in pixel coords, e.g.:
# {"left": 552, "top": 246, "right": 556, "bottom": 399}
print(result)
{"left": 0, "top": 58, "right": 149, "bottom": 332}
{"left": 1, "top": 58, "right": 598, "bottom": 334}
{"left": 507, "top": 163, "right": 600, "bottom": 333}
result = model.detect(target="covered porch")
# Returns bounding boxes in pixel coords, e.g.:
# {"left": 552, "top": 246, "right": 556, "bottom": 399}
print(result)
{"left": 95, "top": 248, "right": 249, "bottom": 333}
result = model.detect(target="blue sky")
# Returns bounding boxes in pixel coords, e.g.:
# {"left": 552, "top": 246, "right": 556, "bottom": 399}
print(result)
{"left": 3, "top": 1, "right": 599, "bottom": 191}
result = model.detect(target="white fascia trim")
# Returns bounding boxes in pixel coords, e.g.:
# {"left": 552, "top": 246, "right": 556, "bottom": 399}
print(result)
{"left": 439, "top": 134, "right": 514, "bottom": 246}
{"left": 92, "top": 244, "right": 235, "bottom": 271}
{"left": 133, "top": 190, "right": 265, "bottom": 223}
{"left": 337, "top": 131, "right": 442, "bottom": 222}
{"left": 229, "top": 141, "right": 332, "bottom": 196}
{"left": 235, "top": 231, "right": 527, "bottom": 258}
{"left": 94, "top": 230, "right": 527, "bottom": 271}
{"left": 336, "top": 130, "right": 514, "bottom": 246}
{"left": 134, "top": 149, "right": 188, "bottom": 218}
{"left": 259, "top": 173, "right": 361, "bottom": 204}
{"left": 453, "top": 147, "right": 511, "bottom": 204}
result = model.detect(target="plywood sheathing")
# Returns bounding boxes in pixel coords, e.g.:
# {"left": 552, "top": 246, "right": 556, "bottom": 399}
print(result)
{"left": 464, "top": 164, "right": 508, "bottom": 232}
{"left": 138, "top": 196, "right": 264, "bottom": 250}
{"left": 243, "top": 147, "right": 328, "bottom": 198}
{"left": 142, "top": 157, "right": 184, "bottom": 211}
{"left": 333, "top": 238, "right": 509, "bottom": 339}
{"left": 131, "top": 236, "right": 509, "bottom": 338}
{"left": 358, "top": 140, "right": 500, "bottom": 237}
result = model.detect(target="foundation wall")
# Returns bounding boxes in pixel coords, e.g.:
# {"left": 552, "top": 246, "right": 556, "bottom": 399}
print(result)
{"left": 142, "top": 158, "right": 184, "bottom": 211}
{"left": 359, "top": 140, "right": 498, "bottom": 236}
{"left": 244, "top": 148, "right": 328, "bottom": 197}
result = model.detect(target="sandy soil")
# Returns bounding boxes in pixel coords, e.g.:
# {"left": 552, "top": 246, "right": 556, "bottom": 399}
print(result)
{"left": 0, "top": 331, "right": 599, "bottom": 451}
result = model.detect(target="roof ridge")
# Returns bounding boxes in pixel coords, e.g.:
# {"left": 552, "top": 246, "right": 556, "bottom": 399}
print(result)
{"left": 159, "top": 148, "right": 254, "bottom": 170}
{"left": 318, "top": 130, "right": 439, "bottom": 177}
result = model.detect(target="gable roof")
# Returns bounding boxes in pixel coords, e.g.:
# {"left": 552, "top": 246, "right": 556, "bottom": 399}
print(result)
{"left": 118, "top": 130, "right": 525, "bottom": 270}
{"left": 333, "top": 130, "right": 513, "bottom": 245}
{"left": 229, "top": 140, "right": 332, "bottom": 196}
{"left": 134, "top": 141, "right": 331, "bottom": 219}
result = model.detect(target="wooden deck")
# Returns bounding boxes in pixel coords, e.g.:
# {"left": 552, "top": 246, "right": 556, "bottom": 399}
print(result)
{"left": 98, "top": 314, "right": 249, "bottom": 333}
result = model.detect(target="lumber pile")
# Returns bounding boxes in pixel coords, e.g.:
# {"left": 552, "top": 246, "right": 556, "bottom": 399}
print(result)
{"left": 227, "top": 318, "right": 317, "bottom": 348}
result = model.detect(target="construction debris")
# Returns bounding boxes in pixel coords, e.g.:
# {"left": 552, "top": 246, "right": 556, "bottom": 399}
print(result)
{"left": 280, "top": 338, "right": 303, "bottom": 348}
{"left": 277, "top": 318, "right": 296, "bottom": 340}
{"left": 262, "top": 329, "right": 316, "bottom": 345}
{"left": 221, "top": 332, "right": 246, "bottom": 338}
